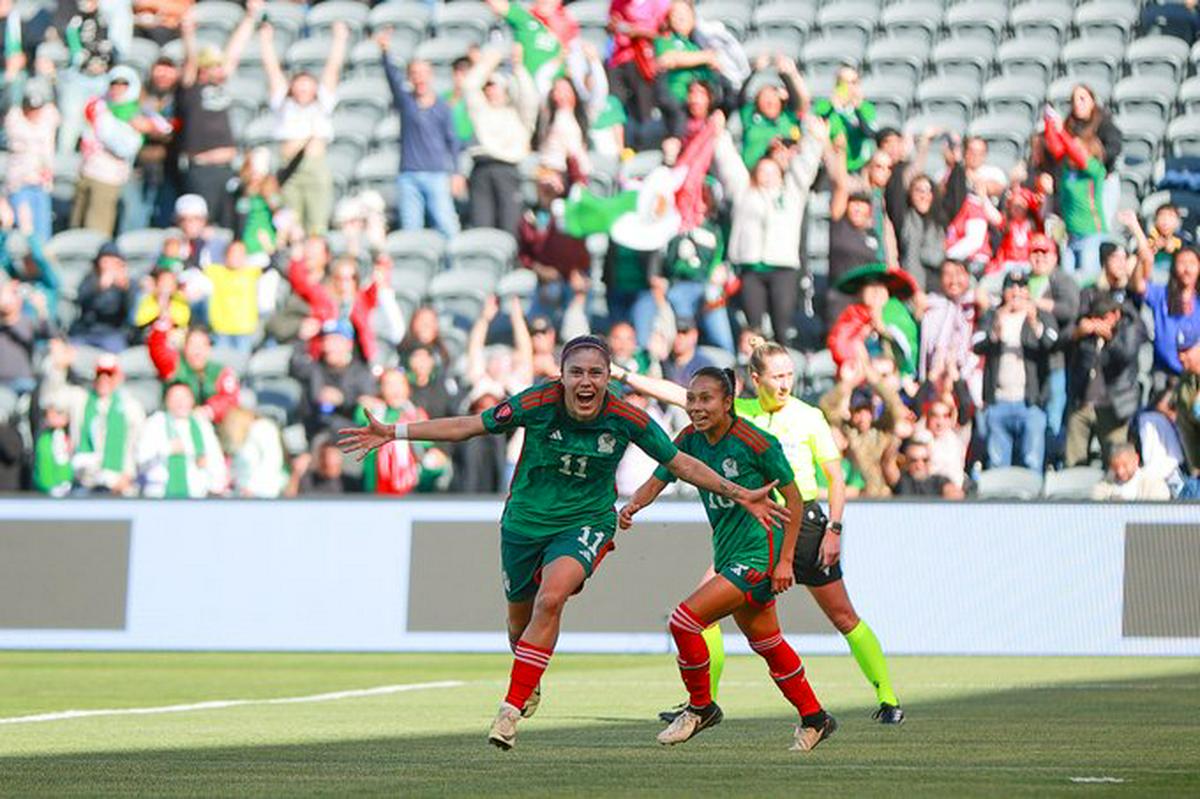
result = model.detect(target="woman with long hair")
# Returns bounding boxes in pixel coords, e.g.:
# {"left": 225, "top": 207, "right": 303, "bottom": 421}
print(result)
{"left": 1064, "top": 84, "right": 1123, "bottom": 231}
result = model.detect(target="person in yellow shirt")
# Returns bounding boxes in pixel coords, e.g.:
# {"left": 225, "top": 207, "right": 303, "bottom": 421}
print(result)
{"left": 198, "top": 241, "right": 262, "bottom": 352}
{"left": 135, "top": 249, "right": 190, "bottom": 332}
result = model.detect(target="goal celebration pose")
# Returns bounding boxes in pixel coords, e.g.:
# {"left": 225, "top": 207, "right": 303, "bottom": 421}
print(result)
{"left": 615, "top": 338, "right": 904, "bottom": 724}
{"left": 620, "top": 367, "right": 837, "bottom": 751}
{"left": 339, "top": 336, "right": 785, "bottom": 750}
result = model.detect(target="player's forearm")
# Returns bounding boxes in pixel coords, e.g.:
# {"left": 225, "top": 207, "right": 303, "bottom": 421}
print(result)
{"left": 631, "top": 476, "right": 667, "bottom": 510}
{"left": 822, "top": 460, "right": 845, "bottom": 524}
{"left": 777, "top": 484, "right": 804, "bottom": 564}
{"left": 668, "top": 452, "right": 747, "bottom": 501}
{"left": 406, "top": 415, "right": 487, "bottom": 443}
{"left": 618, "top": 368, "right": 687, "bottom": 407}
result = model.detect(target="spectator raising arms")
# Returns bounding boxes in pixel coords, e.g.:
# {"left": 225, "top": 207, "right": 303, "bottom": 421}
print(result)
{"left": 1043, "top": 105, "right": 1108, "bottom": 277}
{"left": 737, "top": 54, "right": 808, "bottom": 169}
{"left": 260, "top": 19, "right": 349, "bottom": 235}
{"left": 147, "top": 320, "right": 240, "bottom": 423}
{"left": 812, "top": 67, "right": 876, "bottom": 174}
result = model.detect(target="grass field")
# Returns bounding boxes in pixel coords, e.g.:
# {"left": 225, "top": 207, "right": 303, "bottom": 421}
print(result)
{"left": 1, "top": 652, "right": 1198, "bottom": 797}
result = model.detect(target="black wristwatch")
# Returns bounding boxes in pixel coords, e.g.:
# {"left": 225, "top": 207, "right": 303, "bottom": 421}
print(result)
{"left": 827, "top": 521, "right": 843, "bottom": 535}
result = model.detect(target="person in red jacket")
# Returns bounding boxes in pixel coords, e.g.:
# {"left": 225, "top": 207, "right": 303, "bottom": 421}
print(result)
{"left": 147, "top": 318, "right": 240, "bottom": 423}
{"left": 288, "top": 251, "right": 383, "bottom": 365}
{"left": 827, "top": 263, "right": 919, "bottom": 374}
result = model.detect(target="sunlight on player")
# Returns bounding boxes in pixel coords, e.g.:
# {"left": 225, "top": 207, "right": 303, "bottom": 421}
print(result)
{"left": 340, "top": 336, "right": 789, "bottom": 750}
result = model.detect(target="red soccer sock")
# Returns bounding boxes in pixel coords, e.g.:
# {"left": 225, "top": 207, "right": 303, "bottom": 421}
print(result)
{"left": 749, "top": 630, "right": 822, "bottom": 717}
{"left": 669, "top": 603, "right": 713, "bottom": 708}
{"left": 504, "top": 639, "right": 553, "bottom": 709}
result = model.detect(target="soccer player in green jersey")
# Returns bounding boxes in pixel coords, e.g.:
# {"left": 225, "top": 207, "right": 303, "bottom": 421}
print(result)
{"left": 620, "top": 367, "right": 837, "bottom": 751}
{"left": 339, "top": 336, "right": 785, "bottom": 750}
{"left": 614, "top": 337, "right": 904, "bottom": 724}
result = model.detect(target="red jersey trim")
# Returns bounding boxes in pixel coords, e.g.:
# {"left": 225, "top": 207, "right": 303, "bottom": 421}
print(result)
{"left": 731, "top": 419, "right": 769, "bottom": 453}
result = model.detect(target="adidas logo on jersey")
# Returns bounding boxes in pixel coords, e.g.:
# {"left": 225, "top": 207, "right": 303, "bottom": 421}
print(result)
{"left": 549, "top": 430, "right": 563, "bottom": 441}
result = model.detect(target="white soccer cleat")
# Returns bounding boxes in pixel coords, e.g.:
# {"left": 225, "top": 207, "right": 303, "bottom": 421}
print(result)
{"left": 488, "top": 702, "right": 522, "bottom": 750}
{"left": 656, "top": 703, "right": 723, "bottom": 746}
{"left": 790, "top": 714, "right": 837, "bottom": 752}
{"left": 521, "top": 684, "right": 541, "bottom": 719}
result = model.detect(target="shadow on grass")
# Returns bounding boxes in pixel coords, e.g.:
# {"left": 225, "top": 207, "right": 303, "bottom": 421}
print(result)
{"left": 2, "top": 671, "right": 1198, "bottom": 797}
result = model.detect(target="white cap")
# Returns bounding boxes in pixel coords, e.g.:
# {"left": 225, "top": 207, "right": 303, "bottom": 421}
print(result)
{"left": 175, "top": 193, "right": 209, "bottom": 219}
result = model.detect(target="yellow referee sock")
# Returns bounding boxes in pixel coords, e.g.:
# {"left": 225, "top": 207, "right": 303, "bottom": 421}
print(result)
{"left": 701, "top": 624, "right": 725, "bottom": 700}
{"left": 844, "top": 620, "right": 899, "bottom": 706}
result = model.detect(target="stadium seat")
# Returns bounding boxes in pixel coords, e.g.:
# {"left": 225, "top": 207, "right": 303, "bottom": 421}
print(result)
{"left": 976, "top": 467, "right": 1043, "bottom": 499}
{"left": 124, "top": 379, "right": 164, "bottom": 415}
{"left": 372, "top": 115, "right": 401, "bottom": 152}
{"left": 981, "top": 74, "right": 1046, "bottom": 122}
{"left": 386, "top": 229, "right": 446, "bottom": 278}
{"left": 117, "top": 346, "right": 156, "bottom": 380}
{"left": 865, "top": 36, "right": 927, "bottom": 86}
{"left": 802, "top": 348, "right": 836, "bottom": 397}
{"left": 225, "top": 72, "right": 269, "bottom": 108}
{"left": 447, "top": 228, "right": 517, "bottom": 277}
{"left": 620, "top": 149, "right": 664, "bottom": 182}
{"left": 263, "top": 1, "right": 306, "bottom": 41}
{"left": 353, "top": 150, "right": 401, "bottom": 205}
{"left": 497, "top": 268, "right": 538, "bottom": 300}
{"left": 861, "top": 73, "right": 916, "bottom": 129}
{"left": 48, "top": 229, "right": 107, "bottom": 266}
{"left": 333, "top": 113, "right": 378, "bottom": 146}
{"left": 1042, "top": 466, "right": 1105, "bottom": 499}
{"left": 902, "top": 110, "right": 966, "bottom": 139}
{"left": 123, "top": 36, "right": 161, "bottom": 74}
{"left": 1009, "top": 0, "right": 1073, "bottom": 46}
{"left": 247, "top": 345, "right": 295, "bottom": 380}
{"left": 572, "top": 0, "right": 610, "bottom": 50}
{"left": 1115, "top": 113, "right": 1166, "bottom": 164}
{"left": 191, "top": 1, "right": 244, "bottom": 37}
{"left": 815, "top": 0, "right": 878, "bottom": 47}
{"left": 212, "top": 347, "right": 252, "bottom": 378}
{"left": 308, "top": 0, "right": 370, "bottom": 43}
{"left": 242, "top": 114, "right": 277, "bottom": 149}
{"left": 116, "top": 228, "right": 172, "bottom": 272}
{"left": 968, "top": 112, "right": 1033, "bottom": 172}
{"left": 35, "top": 40, "right": 68, "bottom": 71}
{"left": 698, "top": 345, "right": 736, "bottom": 370}
{"left": 931, "top": 36, "right": 995, "bottom": 84}
{"left": 434, "top": 3, "right": 494, "bottom": 45}
{"left": 741, "top": 36, "right": 801, "bottom": 65}
{"left": 69, "top": 345, "right": 108, "bottom": 382}
{"left": 916, "top": 75, "right": 980, "bottom": 128}
{"left": 1180, "top": 77, "right": 1200, "bottom": 115}
{"left": 1074, "top": 0, "right": 1139, "bottom": 47}
{"left": 1062, "top": 38, "right": 1122, "bottom": 87}
{"left": 349, "top": 39, "right": 386, "bottom": 80}
{"left": 1126, "top": 35, "right": 1191, "bottom": 83}
{"left": 996, "top": 38, "right": 1058, "bottom": 85}
{"left": 1112, "top": 76, "right": 1175, "bottom": 120}
{"left": 1046, "top": 76, "right": 1112, "bottom": 111}
{"left": 285, "top": 36, "right": 336, "bottom": 75}
{"left": 252, "top": 376, "right": 303, "bottom": 423}
{"left": 429, "top": 268, "right": 496, "bottom": 322}
{"left": 945, "top": 1, "right": 1007, "bottom": 46}
{"left": 392, "top": 286, "right": 423, "bottom": 322}
{"left": 801, "top": 34, "right": 865, "bottom": 89}
{"left": 1167, "top": 115, "right": 1200, "bottom": 159}
{"left": 416, "top": 36, "right": 474, "bottom": 84}
{"left": 697, "top": 0, "right": 752, "bottom": 38}
{"left": 879, "top": 0, "right": 943, "bottom": 47}
{"left": 752, "top": 1, "right": 815, "bottom": 52}
{"left": 335, "top": 77, "right": 391, "bottom": 125}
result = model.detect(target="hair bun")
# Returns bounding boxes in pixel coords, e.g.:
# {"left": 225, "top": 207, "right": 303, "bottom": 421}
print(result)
{"left": 746, "top": 335, "right": 767, "bottom": 351}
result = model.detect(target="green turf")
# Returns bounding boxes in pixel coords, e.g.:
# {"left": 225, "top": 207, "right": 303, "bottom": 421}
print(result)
{"left": 0, "top": 652, "right": 1197, "bottom": 797}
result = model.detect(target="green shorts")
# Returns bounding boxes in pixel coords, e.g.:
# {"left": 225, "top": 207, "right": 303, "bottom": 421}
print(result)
{"left": 719, "top": 561, "right": 775, "bottom": 607}
{"left": 500, "top": 524, "right": 617, "bottom": 602}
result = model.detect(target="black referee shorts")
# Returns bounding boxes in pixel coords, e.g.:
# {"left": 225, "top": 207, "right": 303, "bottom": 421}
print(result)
{"left": 793, "top": 501, "right": 843, "bottom": 587}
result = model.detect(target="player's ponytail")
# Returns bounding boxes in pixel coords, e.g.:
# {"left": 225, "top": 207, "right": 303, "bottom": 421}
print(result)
{"left": 747, "top": 335, "right": 788, "bottom": 377}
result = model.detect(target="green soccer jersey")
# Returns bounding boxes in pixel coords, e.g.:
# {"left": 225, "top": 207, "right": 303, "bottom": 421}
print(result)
{"left": 654, "top": 32, "right": 715, "bottom": 103}
{"left": 813, "top": 97, "right": 877, "bottom": 173}
{"left": 505, "top": 4, "right": 564, "bottom": 88}
{"left": 653, "top": 418, "right": 795, "bottom": 573}
{"left": 483, "top": 382, "right": 679, "bottom": 537}
{"left": 1060, "top": 156, "right": 1108, "bottom": 237}
{"left": 739, "top": 107, "right": 801, "bottom": 168}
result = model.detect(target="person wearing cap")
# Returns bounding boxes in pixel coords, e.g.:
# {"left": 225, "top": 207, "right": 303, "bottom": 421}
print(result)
{"left": 71, "top": 65, "right": 147, "bottom": 235}
{"left": 1173, "top": 320, "right": 1200, "bottom": 477}
{"left": 289, "top": 320, "right": 378, "bottom": 438}
{"left": 4, "top": 77, "right": 59, "bottom": 242}
{"left": 172, "top": 193, "right": 225, "bottom": 270}
{"left": 32, "top": 393, "right": 74, "bottom": 496}
{"left": 1028, "top": 232, "right": 1080, "bottom": 462}
{"left": 1090, "top": 442, "right": 1170, "bottom": 501}
{"left": 147, "top": 319, "right": 240, "bottom": 423}
{"left": 464, "top": 45, "right": 540, "bottom": 235}
{"left": 136, "top": 380, "right": 227, "bottom": 498}
{"left": 70, "top": 241, "right": 134, "bottom": 353}
{"left": 828, "top": 263, "right": 921, "bottom": 378}
{"left": 713, "top": 109, "right": 828, "bottom": 345}
{"left": 738, "top": 53, "right": 808, "bottom": 169}
{"left": 972, "top": 270, "right": 1060, "bottom": 471}
{"left": 891, "top": 436, "right": 964, "bottom": 499}
{"left": 177, "top": 2, "right": 260, "bottom": 230}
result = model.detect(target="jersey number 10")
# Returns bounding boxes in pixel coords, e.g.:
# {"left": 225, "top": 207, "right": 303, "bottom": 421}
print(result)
{"left": 706, "top": 492, "right": 736, "bottom": 510}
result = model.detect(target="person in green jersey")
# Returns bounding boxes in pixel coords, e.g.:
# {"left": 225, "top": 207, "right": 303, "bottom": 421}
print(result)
{"left": 339, "top": 335, "right": 786, "bottom": 751}
{"left": 654, "top": 0, "right": 728, "bottom": 139}
{"left": 614, "top": 337, "right": 905, "bottom": 724}
{"left": 812, "top": 66, "right": 876, "bottom": 174}
{"left": 485, "top": 0, "right": 565, "bottom": 95}
{"left": 621, "top": 367, "right": 838, "bottom": 751}
{"left": 738, "top": 53, "right": 809, "bottom": 169}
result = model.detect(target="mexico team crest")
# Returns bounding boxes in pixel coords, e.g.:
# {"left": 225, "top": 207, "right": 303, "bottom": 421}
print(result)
{"left": 722, "top": 458, "right": 739, "bottom": 479}
{"left": 597, "top": 433, "right": 616, "bottom": 454}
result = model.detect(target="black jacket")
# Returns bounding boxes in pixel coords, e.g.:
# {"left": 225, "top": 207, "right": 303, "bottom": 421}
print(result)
{"left": 1068, "top": 311, "right": 1147, "bottom": 421}
{"left": 973, "top": 307, "right": 1060, "bottom": 406}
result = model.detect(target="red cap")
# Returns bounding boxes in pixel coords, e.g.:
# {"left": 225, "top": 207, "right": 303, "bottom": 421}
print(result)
{"left": 1030, "top": 234, "right": 1055, "bottom": 254}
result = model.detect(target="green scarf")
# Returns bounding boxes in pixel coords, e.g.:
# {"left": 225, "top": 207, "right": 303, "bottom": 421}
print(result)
{"left": 80, "top": 391, "right": 127, "bottom": 473}
{"left": 34, "top": 429, "right": 74, "bottom": 495}
{"left": 355, "top": 404, "right": 400, "bottom": 494}
{"left": 172, "top": 361, "right": 223, "bottom": 404}
{"left": 165, "top": 416, "right": 206, "bottom": 498}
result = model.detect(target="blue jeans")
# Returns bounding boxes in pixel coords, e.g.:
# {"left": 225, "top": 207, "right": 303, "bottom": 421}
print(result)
{"left": 119, "top": 172, "right": 153, "bottom": 234}
{"left": 1062, "top": 233, "right": 1105, "bottom": 278}
{"left": 212, "top": 333, "right": 255, "bottom": 353}
{"left": 1045, "top": 367, "right": 1067, "bottom": 463}
{"left": 397, "top": 171, "right": 460, "bottom": 238}
{"left": 667, "top": 280, "right": 735, "bottom": 352}
{"left": 9, "top": 186, "right": 52, "bottom": 241}
{"left": 985, "top": 401, "right": 1047, "bottom": 471}
{"left": 606, "top": 288, "right": 659, "bottom": 348}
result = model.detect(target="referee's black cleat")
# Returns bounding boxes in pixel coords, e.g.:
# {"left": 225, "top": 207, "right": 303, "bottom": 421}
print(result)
{"left": 656, "top": 702, "right": 723, "bottom": 745}
{"left": 872, "top": 703, "right": 905, "bottom": 725}
{"left": 658, "top": 701, "right": 687, "bottom": 724}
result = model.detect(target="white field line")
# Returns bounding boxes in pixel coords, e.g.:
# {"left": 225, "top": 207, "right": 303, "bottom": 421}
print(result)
{"left": 0, "top": 680, "right": 465, "bottom": 726}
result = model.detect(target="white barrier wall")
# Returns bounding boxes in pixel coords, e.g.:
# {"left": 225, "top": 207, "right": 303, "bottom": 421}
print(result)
{"left": 0, "top": 499, "right": 1197, "bottom": 655}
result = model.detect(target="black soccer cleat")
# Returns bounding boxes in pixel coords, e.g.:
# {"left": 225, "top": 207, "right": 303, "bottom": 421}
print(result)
{"left": 872, "top": 703, "right": 905, "bottom": 725}
{"left": 792, "top": 712, "right": 838, "bottom": 751}
{"left": 657, "top": 702, "right": 724, "bottom": 745}
{"left": 658, "top": 701, "right": 687, "bottom": 724}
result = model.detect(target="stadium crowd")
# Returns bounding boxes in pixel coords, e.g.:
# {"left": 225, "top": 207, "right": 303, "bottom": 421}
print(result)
{"left": 0, "top": 0, "right": 1199, "bottom": 500}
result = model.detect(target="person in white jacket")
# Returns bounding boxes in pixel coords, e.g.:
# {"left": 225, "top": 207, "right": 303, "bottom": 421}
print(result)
{"left": 137, "top": 381, "right": 227, "bottom": 498}
{"left": 712, "top": 111, "right": 829, "bottom": 344}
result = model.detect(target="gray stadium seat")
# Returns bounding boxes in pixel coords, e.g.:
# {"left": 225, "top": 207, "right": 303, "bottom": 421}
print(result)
{"left": 1074, "top": 0, "right": 1139, "bottom": 47}
{"left": 448, "top": 228, "right": 517, "bottom": 277}
{"left": 247, "top": 345, "right": 294, "bottom": 379}
{"left": 212, "top": 347, "right": 251, "bottom": 378}
{"left": 1047, "top": 76, "right": 1112, "bottom": 111}
{"left": 415, "top": 36, "right": 474, "bottom": 84}
{"left": 242, "top": 114, "right": 277, "bottom": 149}
{"left": 1180, "top": 76, "right": 1200, "bottom": 115}
{"left": 968, "top": 112, "right": 1032, "bottom": 172}
{"left": 497, "top": 268, "right": 538, "bottom": 301}
{"left": 996, "top": 38, "right": 1057, "bottom": 84}
{"left": 1009, "top": 0, "right": 1073, "bottom": 46}
{"left": 902, "top": 110, "right": 966, "bottom": 140}
{"left": 816, "top": 0, "right": 878, "bottom": 46}
{"left": 945, "top": 1, "right": 1006, "bottom": 46}
{"left": 1115, "top": 113, "right": 1166, "bottom": 164}
{"left": 252, "top": 376, "right": 303, "bottom": 423}
{"left": 386, "top": 229, "right": 446, "bottom": 278}
{"left": 801, "top": 34, "right": 865, "bottom": 89}
{"left": 1042, "top": 466, "right": 1104, "bottom": 499}
{"left": 802, "top": 348, "right": 836, "bottom": 397}
{"left": 225, "top": 73, "right": 269, "bottom": 109}
{"left": 861, "top": 73, "right": 915, "bottom": 128}
{"left": 353, "top": 150, "right": 400, "bottom": 209}
{"left": 368, "top": 2, "right": 431, "bottom": 55}
{"left": 335, "top": 77, "right": 391, "bottom": 124}
{"left": 1167, "top": 114, "right": 1200, "bottom": 158}
{"left": 1063, "top": 38, "right": 1122, "bottom": 86}
{"left": 1126, "top": 35, "right": 1191, "bottom": 83}
{"left": 880, "top": 0, "right": 943, "bottom": 47}
{"left": 372, "top": 115, "right": 401, "bottom": 152}
{"left": 48, "top": 228, "right": 107, "bottom": 265}
{"left": 741, "top": 36, "right": 801, "bottom": 64}
{"left": 118, "top": 346, "right": 156, "bottom": 379}
{"left": 976, "top": 467, "right": 1043, "bottom": 499}
{"left": 698, "top": 345, "right": 736, "bottom": 370}
{"left": 982, "top": 74, "right": 1045, "bottom": 122}
{"left": 122, "top": 36, "right": 160, "bottom": 74}
{"left": 697, "top": 0, "right": 752, "bottom": 38}
{"left": 69, "top": 345, "right": 108, "bottom": 382}
{"left": 620, "top": 149, "right": 664, "bottom": 182}
{"left": 916, "top": 75, "right": 980, "bottom": 128}
{"left": 308, "top": 0, "right": 370, "bottom": 43}
{"left": 429, "top": 268, "right": 495, "bottom": 321}
{"left": 285, "top": 36, "right": 336, "bottom": 75}
{"left": 124, "top": 379, "right": 163, "bottom": 415}
{"left": 752, "top": 1, "right": 815, "bottom": 52}
{"left": 36, "top": 40, "right": 68, "bottom": 70}
{"left": 263, "top": 1, "right": 306, "bottom": 41}
{"left": 116, "top": 228, "right": 171, "bottom": 272}
{"left": 1112, "top": 75, "right": 1175, "bottom": 119}
{"left": 333, "top": 113, "right": 377, "bottom": 145}
{"left": 350, "top": 39, "right": 386, "bottom": 80}
{"left": 434, "top": 3, "right": 494, "bottom": 45}
{"left": 931, "top": 36, "right": 995, "bottom": 84}
{"left": 866, "top": 35, "right": 926, "bottom": 86}
{"left": 191, "top": 1, "right": 244, "bottom": 37}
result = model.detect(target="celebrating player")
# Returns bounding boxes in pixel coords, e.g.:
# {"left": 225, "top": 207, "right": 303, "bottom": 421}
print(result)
{"left": 621, "top": 367, "right": 837, "bottom": 751}
{"left": 339, "top": 335, "right": 786, "bottom": 750}
{"left": 614, "top": 337, "right": 904, "bottom": 724}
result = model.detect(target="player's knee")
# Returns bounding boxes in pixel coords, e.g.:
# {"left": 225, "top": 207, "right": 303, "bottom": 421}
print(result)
{"left": 830, "top": 609, "right": 860, "bottom": 634}
{"left": 533, "top": 587, "right": 570, "bottom": 619}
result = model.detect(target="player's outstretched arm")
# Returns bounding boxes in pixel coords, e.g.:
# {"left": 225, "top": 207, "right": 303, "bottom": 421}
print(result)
{"left": 665, "top": 452, "right": 790, "bottom": 532}
{"left": 338, "top": 411, "right": 486, "bottom": 460}
{"left": 611, "top": 364, "right": 687, "bottom": 408}
{"left": 771, "top": 481, "right": 804, "bottom": 594}
{"left": 618, "top": 476, "right": 668, "bottom": 530}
